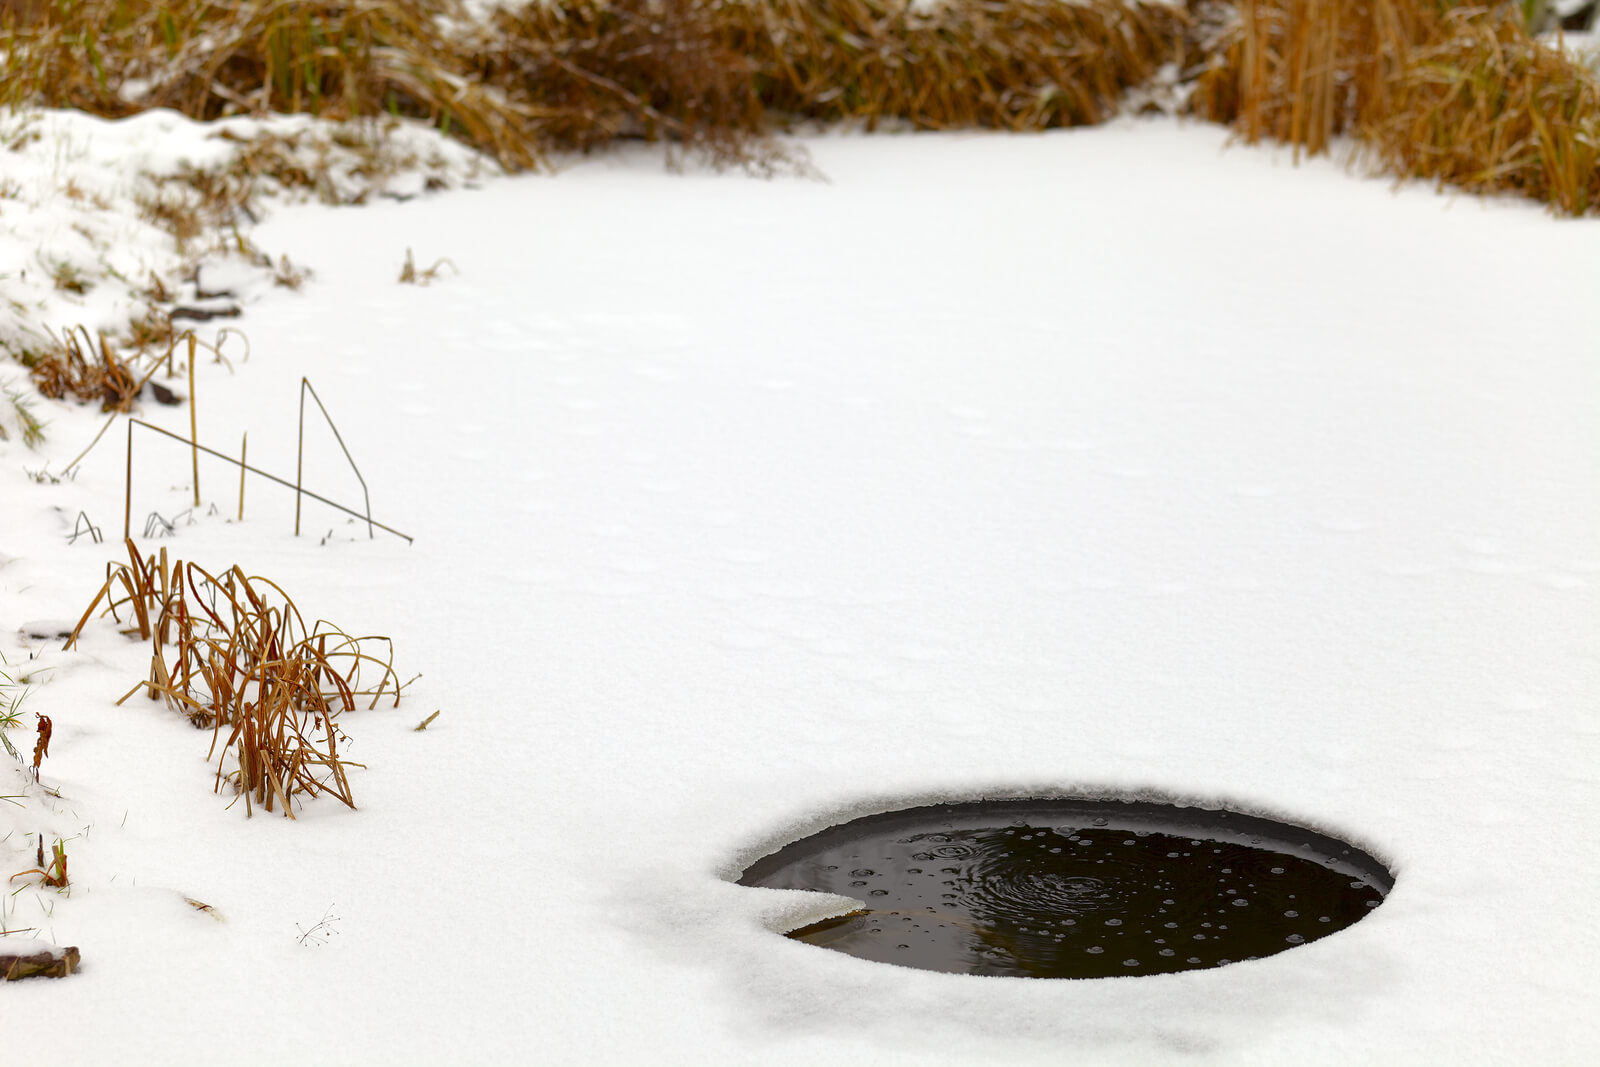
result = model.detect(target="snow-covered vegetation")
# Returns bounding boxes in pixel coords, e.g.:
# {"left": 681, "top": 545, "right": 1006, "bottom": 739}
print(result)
{"left": 1, "top": 1, "right": 1597, "bottom": 1062}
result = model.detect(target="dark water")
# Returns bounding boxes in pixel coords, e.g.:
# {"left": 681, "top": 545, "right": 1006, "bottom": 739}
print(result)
{"left": 738, "top": 799, "right": 1391, "bottom": 979}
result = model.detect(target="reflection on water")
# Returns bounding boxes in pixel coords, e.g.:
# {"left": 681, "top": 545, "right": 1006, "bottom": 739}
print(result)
{"left": 739, "top": 801, "right": 1390, "bottom": 979}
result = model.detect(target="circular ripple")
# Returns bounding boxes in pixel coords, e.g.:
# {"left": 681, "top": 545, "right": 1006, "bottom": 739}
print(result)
{"left": 737, "top": 798, "right": 1391, "bottom": 979}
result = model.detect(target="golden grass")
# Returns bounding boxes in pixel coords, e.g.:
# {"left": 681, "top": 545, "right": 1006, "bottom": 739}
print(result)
{"left": 0, "top": 0, "right": 1185, "bottom": 170}
{"left": 67, "top": 540, "right": 404, "bottom": 817}
{"left": 1377, "top": 9, "right": 1599, "bottom": 214}
{"left": 26, "top": 326, "right": 142, "bottom": 412}
{"left": 1, "top": 2, "right": 1595, "bottom": 207}
{"left": 1192, "top": 0, "right": 1600, "bottom": 215}
{"left": 716, "top": 0, "right": 1188, "bottom": 131}
{"left": 0, "top": 0, "right": 544, "bottom": 166}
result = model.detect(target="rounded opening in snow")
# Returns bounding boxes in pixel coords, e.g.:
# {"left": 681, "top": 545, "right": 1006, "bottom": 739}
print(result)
{"left": 737, "top": 798, "right": 1392, "bottom": 979}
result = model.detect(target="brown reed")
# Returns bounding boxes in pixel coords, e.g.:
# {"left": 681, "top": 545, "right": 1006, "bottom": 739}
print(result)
{"left": 1191, "top": 0, "right": 1600, "bottom": 215}
{"left": 1, "top": 2, "right": 1594, "bottom": 210}
{"left": 67, "top": 540, "right": 404, "bottom": 817}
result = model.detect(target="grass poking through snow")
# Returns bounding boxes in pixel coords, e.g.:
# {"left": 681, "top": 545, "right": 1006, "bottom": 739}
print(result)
{"left": 67, "top": 540, "right": 406, "bottom": 818}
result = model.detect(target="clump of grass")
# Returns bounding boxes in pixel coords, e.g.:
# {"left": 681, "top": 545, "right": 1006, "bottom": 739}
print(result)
{"left": 710, "top": 0, "right": 1189, "bottom": 131}
{"left": 1190, "top": 0, "right": 1600, "bottom": 215}
{"left": 134, "top": 185, "right": 207, "bottom": 250}
{"left": 125, "top": 303, "right": 177, "bottom": 353}
{"left": 0, "top": 0, "right": 1187, "bottom": 171}
{"left": 67, "top": 540, "right": 404, "bottom": 817}
{"left": 396, "top": 247, "right": 454, "bottom": 285}
{"left": 0, "top": 0, "right": 544, "bottom": 168}
{"left": 271, "top": 253, "right": 310, "bottom": 289}
{"left": 1374, "top": 8, "right": 1600, "bottom": 214}
{"left": 465, "top": 0, "right": 790, "bottom": 169}
{"left": 25, "top": 326, "right": 141, "bottom": 412}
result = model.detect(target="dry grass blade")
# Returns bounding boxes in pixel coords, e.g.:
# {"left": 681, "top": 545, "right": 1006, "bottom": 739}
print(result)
{"left": 69, "top": 539, "right": 401, "bottom": 817}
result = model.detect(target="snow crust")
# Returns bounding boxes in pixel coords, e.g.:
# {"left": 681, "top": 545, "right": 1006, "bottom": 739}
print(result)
{"left": 1, "top": 117, "right": 1597, "bottom": 1064}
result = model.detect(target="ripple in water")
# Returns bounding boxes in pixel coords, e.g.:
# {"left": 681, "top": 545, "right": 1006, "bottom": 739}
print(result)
{"left": 737, "top": 799, "right": 1391, "bottom": 979}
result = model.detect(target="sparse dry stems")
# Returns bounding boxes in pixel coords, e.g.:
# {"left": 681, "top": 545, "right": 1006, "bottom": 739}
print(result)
{"left": 68, "top": 540, "right": 403, "bottom": 817}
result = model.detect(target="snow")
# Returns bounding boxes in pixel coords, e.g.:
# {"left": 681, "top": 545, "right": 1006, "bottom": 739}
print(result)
{"left": 0, "top": 108, "right": 488, "bottom": 374}
{"left": 0, "top": 936, "right": 71, "bottom": 959}
{"left": 2, "top": 114, "right": 1598, "bottom": 1063}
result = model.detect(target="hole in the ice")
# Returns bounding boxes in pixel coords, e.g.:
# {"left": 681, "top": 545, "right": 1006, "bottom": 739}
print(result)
{"left": 736, "top": 798, "right": 1392, "bottom": 979}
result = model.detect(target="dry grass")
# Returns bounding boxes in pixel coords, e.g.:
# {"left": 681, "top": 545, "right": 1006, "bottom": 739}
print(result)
{"left": 67, "top": 540, "right": 404, "bottom": 817}
{"left": 26, "top": 326, "right": 142, "bottom": 412}
{"left": 0, "top": 0, "right": 544, "bottom": 167}
{"left": 1, "top": 2, "right": 1595, "bottom": 207}
{"left": 1191, "top": 0, "right": 1600, "bottom": 215}
{"left": 712, "top": 0, "right": 1189, "bottom": 131}
{"left": 1376, "top": 9, "right": 1599, "bottom": 214}
{"left": 0, "top": 0, "right": 1186, "bottom": 169}
{"left": 397, "top": 247, "right": 455, "bottom": 284}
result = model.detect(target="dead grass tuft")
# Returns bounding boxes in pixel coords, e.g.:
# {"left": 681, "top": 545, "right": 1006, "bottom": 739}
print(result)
{"left": 1190, "top": 0, "right": 1600, "bottom": 215}
{"left": 67, "top": 540, "right": 404, "bottom": 817}
{"left": 397, "top": 247, "right": 455, "bottom": 285}
{"left": 27, "top": 327, "right": 142, "bottom": 412}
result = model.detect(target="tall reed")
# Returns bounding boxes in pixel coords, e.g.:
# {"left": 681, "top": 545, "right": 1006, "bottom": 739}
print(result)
{"left": 2, "top": 2, "right": 1595, "bottom": 211}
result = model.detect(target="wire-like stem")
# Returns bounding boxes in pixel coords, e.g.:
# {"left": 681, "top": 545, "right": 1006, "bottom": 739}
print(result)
{"left": 124, "top": 419, "right": 411, "bottom": 543}
{"left": 297, "top": 378, "right": 375, "bottom": 538}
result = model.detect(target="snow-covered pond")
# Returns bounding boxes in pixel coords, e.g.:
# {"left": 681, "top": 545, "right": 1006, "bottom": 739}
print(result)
{"left": 3, "top": 118, "right": 1596, "bottom": 1063}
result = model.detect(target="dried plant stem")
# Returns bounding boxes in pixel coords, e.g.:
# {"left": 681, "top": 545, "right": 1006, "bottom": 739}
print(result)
{"left": 238, "top": 432, "right": 247, "bottom": 521}
{"left": 121, "top": 418, "right": 412, "bottom": 542}
{"left": 187, "top": 334, "right": 200, "bottom": 508}
{"left": 297, "top": 378, "right": 374, "bottom": 539}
